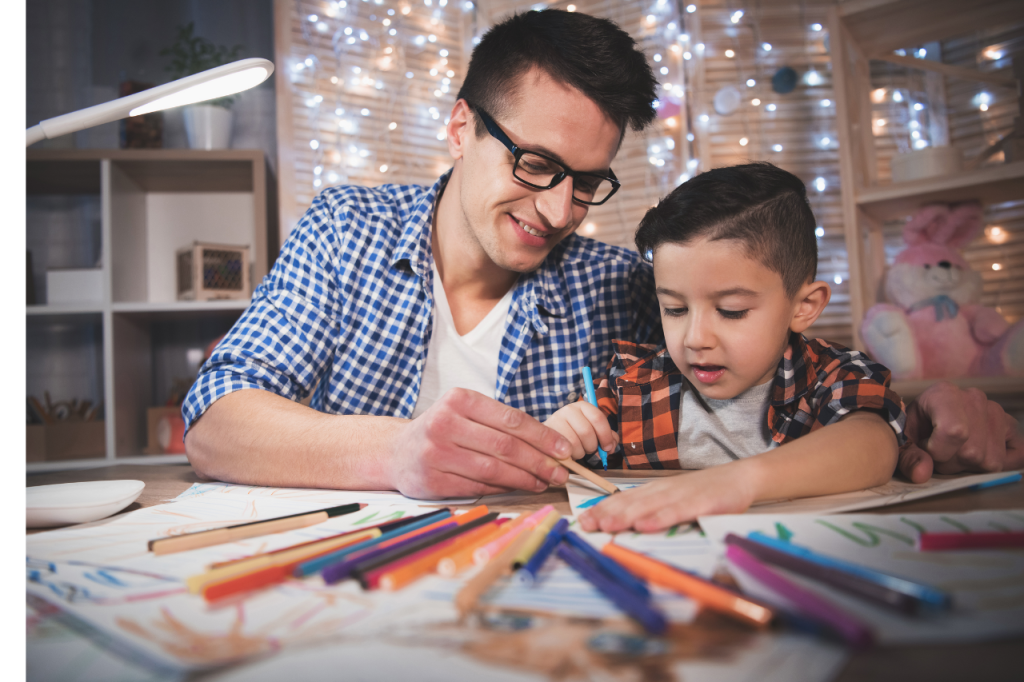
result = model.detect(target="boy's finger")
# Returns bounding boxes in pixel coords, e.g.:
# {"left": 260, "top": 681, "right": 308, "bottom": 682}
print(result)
{"left": 579, "top": 402, "right": 618, "bottom": 451}
{"left": 562, "top": 408, "right": 600, "bottom": 456}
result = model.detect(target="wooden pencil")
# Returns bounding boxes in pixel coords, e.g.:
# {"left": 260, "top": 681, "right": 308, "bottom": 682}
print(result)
{"left": 549, "top": 455, "right": 619, "bottom": 495}
{"left": 455, "top": 523, "right": 535, "bottom": 617}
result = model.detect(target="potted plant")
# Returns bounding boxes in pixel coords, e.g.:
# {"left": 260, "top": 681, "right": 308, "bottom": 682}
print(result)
{"left": 160, "top": 23, "right": 243, "bottom": 149}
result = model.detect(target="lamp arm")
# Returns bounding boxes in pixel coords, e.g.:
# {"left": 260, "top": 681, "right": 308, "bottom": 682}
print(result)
{"left": 26, "top": 58, "right": 274, "bottom": 147}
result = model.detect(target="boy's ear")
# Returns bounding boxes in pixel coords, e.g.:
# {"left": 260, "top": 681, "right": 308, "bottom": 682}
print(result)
{"left": 789, "top": 280, "right": 832, "bottom": 333}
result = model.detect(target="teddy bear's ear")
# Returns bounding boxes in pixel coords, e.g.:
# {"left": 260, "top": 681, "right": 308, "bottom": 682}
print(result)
{"left": 945, "top": 201, "right": 984, "bottom": 249}
{"left": 903, "top": 203, "right": 951, "bottom": 246}
{"left": 903, "top": 201, "right": 983, "bottom": 248}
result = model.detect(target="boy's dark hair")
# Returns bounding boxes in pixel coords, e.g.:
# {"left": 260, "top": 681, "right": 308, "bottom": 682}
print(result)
{"left": 635, "top": 163, "right": 818, "bottom": 298}
{"left": 456, "top": 10, "right": 657, "bottom": 140}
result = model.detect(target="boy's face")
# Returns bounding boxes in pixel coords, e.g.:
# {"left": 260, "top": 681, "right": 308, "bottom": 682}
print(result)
{"left": 653, "top": 239, "right": 800, "bottom": 400}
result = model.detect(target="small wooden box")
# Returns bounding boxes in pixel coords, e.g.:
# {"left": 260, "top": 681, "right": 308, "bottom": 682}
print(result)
{"left": 176, "top": 241, "right": 250, "bottom": 301}
{"left": 26, "top": 422, "right": 106, "bottom": 462}
{"left": 146, "top": 407, "right": 187, "bottom": 454}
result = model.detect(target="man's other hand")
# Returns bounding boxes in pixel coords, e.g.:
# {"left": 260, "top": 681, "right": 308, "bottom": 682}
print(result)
{"left": 898, "top": 382, "right": 1024, "bottom": 482}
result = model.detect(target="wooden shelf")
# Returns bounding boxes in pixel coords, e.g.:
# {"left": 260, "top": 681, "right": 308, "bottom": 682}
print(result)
{"left": 837, "top": 0, "right": 1022, "bottom": 58}
{"left": 27, "top": 304, "right": 104, "bottom": 316}
{"left": 27, "top": 149, "right": 266, "bottom": 193}
{"left": 893, "top": 376, "right": 1024, "bottom": 400}
{"left": 857, "top": 162, "right": 1024, "bottom": 223}
{"left": 112, "top": 300, "right": 250, "bottom": 314}
{"left": 26, "top": 454, "right": 189, "bottom": 474}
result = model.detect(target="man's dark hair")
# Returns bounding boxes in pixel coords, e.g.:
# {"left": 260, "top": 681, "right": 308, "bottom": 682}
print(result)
{"left": 456, "top": 10, "right": 657, "bottom": 139}
{"left": 635, "top": 163, "right": 818, "bottom": 298}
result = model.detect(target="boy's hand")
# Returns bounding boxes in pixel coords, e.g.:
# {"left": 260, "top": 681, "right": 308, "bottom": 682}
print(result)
{"left": 578, "top": 466, "right": 756, "bottom": 533}
{"left": 544, "top": 402, "right": 619, "bottom": 461}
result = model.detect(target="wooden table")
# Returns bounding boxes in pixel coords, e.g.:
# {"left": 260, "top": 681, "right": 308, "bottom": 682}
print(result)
{"left": 27, "top": 465, "right": 1024, "bottom": 681}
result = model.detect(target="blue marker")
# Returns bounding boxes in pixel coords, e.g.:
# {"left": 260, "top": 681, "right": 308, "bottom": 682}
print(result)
{"left": 582, "top": 367, "right": 608, "bottom": 470}
{"left": 747, "top": 532, "right": 951, "bottom": 610}
{"left": 969, "top": 472, "right": 1022, "bottom": 491}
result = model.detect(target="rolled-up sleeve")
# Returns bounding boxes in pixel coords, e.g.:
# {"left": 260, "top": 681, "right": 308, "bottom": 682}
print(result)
{"left": 182, "top": 191, "right": 347, "bottom": 433}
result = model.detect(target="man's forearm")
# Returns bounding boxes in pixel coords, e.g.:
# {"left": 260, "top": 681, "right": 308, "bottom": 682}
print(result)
{"left": 185, "top": 389, "right": 404, "bottom": 490}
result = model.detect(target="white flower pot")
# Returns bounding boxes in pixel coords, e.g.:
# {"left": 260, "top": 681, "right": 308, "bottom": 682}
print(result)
{"left": 183, "top": 104, "right": 233, "bottom": 150}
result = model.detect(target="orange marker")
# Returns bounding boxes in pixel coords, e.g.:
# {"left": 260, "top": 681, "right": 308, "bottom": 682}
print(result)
{"left": 602, "top": 543, "right": 774, "bottom": 629}
{"left": 375, "top": 519, "right": 504, "bottom": 591}
{"left": 438, "top": 519, "right": 511, "bottom": 577}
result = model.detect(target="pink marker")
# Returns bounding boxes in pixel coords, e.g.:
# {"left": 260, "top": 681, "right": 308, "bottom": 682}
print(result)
{"left": 473, "top": 505, "right": 555, "bottom": 565}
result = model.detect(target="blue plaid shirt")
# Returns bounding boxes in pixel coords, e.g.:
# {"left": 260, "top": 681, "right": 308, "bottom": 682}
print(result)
{"left": 183, "top": 172, "right": 661, "bottom": 431}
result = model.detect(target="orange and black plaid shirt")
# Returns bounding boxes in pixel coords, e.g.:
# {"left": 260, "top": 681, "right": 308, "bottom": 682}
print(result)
{"left": 583, "top": 332, "right": 907, "bottom": 470}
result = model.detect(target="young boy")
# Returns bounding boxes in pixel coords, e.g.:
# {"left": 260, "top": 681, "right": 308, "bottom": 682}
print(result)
{"left": 546, "top": 163, "right": 906, "bottom": 533}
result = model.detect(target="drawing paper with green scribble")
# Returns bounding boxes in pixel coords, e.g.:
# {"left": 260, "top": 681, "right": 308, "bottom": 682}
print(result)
{"left": 699, "top": 510, "right": 1024, "bottom": 644}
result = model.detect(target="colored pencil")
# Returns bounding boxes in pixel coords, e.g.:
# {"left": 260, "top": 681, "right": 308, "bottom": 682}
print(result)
{"left": 295, "top": 509, "right": 453, "bottom": 577}
{"left": 200, "top": 528, "right": 383, "bottom": 601}
{"left": 563, "top": 531, "right": 651, "bottom": 599}
{"left": 747, "top": 532, "right": 952, "bottom": 611}
{"left": 968, "top": 471, "right": 1022, "bottom": 491}
{"left": 323, "top": 522, "right": 459, "bottom": 584}
{"left": 582, "top": 367, "right": 608, "bottom": 470}
{"left": 918, "top": 531, "right": 1024, "bottom": 551}
{"left": 725, "top": 545, "right": 874, "bottom": 649}
{"left": 353, "top": 512, "right": 499, "bottom": 588}
{"left": 372, "top": 516, "right": 504, "bottom": 591}
{"left": 206, "top": 509, "right": 444, "bottom": 570}
{"left": 512, "top": 510, "right": 562, "bottom": 568}
{"left": 325, "top": 506, "right": 491, "bottom": 585}
{"left": 455, "top": 522, "right": 535, "bottom": 616}
{"left": 437, "top": 519, "right": 511, "bottom": 577}
{"left": 516, "top": 518, "right": 569, "bottom": 585}
{"left": 474, "top": 505, "right": 554, "bottom": 565}
{"left": 148, "top": 502, "right": 363, "bottom": 555}
{"left": 557, "top": 544, "right": 667, "bottom": 635}
{"left": 602, "top": 542, "right": 773, "bottom": 628}
{"left": 725, "top": 533, "right": 919, "bottom": 615}
{"left": 548, "top": 454, "right": 620, "bottom": 495}
{"left": 189, "top": 527, "right": 381, "bottom": 594}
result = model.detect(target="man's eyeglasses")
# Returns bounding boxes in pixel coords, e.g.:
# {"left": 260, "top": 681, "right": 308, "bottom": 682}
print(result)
{"left": 468, "top": 103, "right": 620, "bottom": 206}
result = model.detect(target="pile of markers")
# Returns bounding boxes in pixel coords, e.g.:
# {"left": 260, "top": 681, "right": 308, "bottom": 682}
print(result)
{"left": 151, "top": 504, "right": 989, "bottom": 649}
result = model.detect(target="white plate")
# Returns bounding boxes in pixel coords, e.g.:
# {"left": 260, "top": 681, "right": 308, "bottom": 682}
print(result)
{"left": 27, "top": 480, "right": 145, "bottom": 528}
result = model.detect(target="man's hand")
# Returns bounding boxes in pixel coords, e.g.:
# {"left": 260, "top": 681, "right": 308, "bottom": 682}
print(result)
{"left": 899, "top": 382, "right": 1024, "bottom": 482}
{"left": 388, "top": 388, "right": 574, "bottom": 499}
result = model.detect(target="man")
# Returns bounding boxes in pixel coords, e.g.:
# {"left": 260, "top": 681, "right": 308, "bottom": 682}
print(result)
{"left": 184, "top": 10, "right": 1021, "bottom": 499}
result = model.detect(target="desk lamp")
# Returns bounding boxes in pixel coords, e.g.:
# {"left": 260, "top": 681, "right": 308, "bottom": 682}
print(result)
{"left": 26, "top": 58, "right": 274, "bottom": 147}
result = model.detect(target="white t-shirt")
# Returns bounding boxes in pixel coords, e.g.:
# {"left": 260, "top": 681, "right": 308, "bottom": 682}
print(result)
{"left": 411, "top": 262, "right": 515, "bottom": 418}
{"left": 676, "top": 380, "right": 777, "bottom": 468}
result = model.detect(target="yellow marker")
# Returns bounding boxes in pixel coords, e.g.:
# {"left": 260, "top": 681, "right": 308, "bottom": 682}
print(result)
{"left": 512, "top": 510, "right": 561, "bottom": 568}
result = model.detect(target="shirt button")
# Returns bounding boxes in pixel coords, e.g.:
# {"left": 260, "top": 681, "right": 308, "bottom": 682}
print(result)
{"left": 567, "top": 391, "right": 578, "bottom": 402}
{"left": 631, "top": 443, "right": 637, "bottom": 449}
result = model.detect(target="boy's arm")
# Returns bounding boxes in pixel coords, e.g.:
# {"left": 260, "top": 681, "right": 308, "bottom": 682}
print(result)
{"left": 579, "top": 411, "right": 897, "bottom": 533}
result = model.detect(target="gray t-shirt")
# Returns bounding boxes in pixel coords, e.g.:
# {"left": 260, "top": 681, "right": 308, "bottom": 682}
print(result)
{"left": 677, "top": 380, "right": 777, "bottom": 468}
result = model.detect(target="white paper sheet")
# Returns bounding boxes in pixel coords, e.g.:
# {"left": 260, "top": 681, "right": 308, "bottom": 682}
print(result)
{"left": 566, "top": 470, "right": 1023, "bottom": 519}
{"left": 698, "top": 509, "right": 1024, "bottom": 644}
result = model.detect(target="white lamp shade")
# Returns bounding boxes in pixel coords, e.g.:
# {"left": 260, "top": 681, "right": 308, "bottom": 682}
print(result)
{"left": 26, "top": 58, "right": 274, "bottom": 146}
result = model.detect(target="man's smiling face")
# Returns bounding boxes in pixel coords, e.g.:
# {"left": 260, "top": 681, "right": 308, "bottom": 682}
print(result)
{"left": 448, "top": 67, "right": 621, "bottom": 274}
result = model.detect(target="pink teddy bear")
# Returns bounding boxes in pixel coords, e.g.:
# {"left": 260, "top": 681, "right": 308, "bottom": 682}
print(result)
{"left": 860, "top": 201, "right": 1024, "bottom": 380}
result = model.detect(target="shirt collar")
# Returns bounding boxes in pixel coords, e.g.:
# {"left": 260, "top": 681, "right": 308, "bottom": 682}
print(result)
{"left": 771, "top": 332, "right": 814, "bottom": 406}
{"left": 391, "top": 170, "right": 449, "bottom": 277}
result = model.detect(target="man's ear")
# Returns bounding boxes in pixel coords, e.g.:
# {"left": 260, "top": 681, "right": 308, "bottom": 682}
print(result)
{"left": 790, "top": 280, "right": 831, "bottom": 333}
{"left": 446, "top": 99, "right": 474, "bottom": 161}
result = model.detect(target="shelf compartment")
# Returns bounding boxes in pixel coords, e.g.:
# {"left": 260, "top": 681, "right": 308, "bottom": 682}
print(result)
{"left": 857, "top": 163, "right": 1024, "bottom": 223}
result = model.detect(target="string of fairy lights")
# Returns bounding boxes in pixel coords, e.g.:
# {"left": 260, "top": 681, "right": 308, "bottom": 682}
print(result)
{"left": 284, "top": 0, "right": 1017, "bottom": 280}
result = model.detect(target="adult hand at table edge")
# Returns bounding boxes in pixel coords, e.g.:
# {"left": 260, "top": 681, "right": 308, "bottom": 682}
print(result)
{"left": 898, "top": 381, "right": 1024, "bottom": 483}
{"left": 388, "top": 388, "right": 574, "bottom": 499}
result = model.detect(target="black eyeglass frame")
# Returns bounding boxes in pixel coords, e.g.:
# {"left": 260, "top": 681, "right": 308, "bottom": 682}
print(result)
{"left": 468, "top": 103, "right": 621, "bottom": 206}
